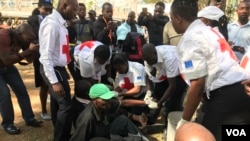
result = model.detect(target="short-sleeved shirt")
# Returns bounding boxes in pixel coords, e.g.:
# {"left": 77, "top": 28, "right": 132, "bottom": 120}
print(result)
{"left": 144, "top": 45, "right": 180, "bottom": 83}
{"left": 115, "top": 61, "right": 146, "bottom": 97}
{"left": 74, "top": 41, "right": 111, "bottom": 81}
{"left": 70, "top": 99, "right": 121, "bottom": 141}
{"left": 228, "top": 21, "right": 250, "bottom": 61}
{"left": 178, "top": 19, "right": 250, "bottom": 91}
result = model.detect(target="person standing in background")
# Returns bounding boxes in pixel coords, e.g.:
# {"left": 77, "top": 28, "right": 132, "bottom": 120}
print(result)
{"left": 93, "top": 2, "right": 117, "bottom": 47}
{"left": 163, "top": 21, "right": 182, "bottom": 46}
{"left": 74, "top": 3, "right": 94, "bottom": 44}
{"left": 88, "top": 10, "right": 96, "bottom": 23}
{"left": 138, "top": 2, "right": 169, "bottom": 46}
{"left": 39, "top": 0, "right": 78, "bottom": 140}
{"left": 228, "top": 1, "right": 250, "bottom": 61}
{"left": 28, "top": 0, "right": 53, "bottom": 121}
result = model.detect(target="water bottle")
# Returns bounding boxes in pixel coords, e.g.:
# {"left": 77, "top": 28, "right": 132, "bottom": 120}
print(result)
{"left": 162, "top": 128, "right": 167, "bottom": 141}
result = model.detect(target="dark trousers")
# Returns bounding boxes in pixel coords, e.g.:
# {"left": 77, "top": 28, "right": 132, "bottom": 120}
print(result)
{"left": 148, "top": 76, "right": 187, "bottom": 125}
{"left": 71, "top": 96, "right": 88, "bottom": 128}
{"left": 202, "top": 82, "right": 250, "bottom": 141}
{"left": 0, "top": 66, "right": 35, "bottom": 128}
{"left": 67, "top": 47, "right": 82, "bottom": 82}
{"left": 40, "top": 65, "right": 72, "bottom": 141}
{"left": 123, "top": 93, "right": 147, "bottom": 115}
{"left": 109, "top": 115, "right": 139, "bottom": 136}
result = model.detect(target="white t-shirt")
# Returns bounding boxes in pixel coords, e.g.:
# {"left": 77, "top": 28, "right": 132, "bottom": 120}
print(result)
{"left": 115, "top": 61, "right": 146, "bottom": 97}
{"left": 74, "top": 41, "right": 110, "bottom": 81}
{"left": 145, "top": 45, "right": 180, "bottom": 83}
{"left": 178, "top": 19, "right": 250, "bottom": 91}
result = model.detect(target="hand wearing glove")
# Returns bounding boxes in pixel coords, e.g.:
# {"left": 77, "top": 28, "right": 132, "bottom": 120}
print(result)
{"left": 112, "top": 91, "right": 119, "bottom": 97}
{"left": 176, "top": 118, "right": 189, "bottom": 130}
{"left": 144, "top": 90, "right": 152, "bottom": 103}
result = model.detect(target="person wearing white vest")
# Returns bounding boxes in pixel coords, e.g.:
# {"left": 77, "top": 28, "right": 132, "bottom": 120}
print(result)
{"left": 73, "top": 40, "right": 111, "bottom": 83}
{"left": 39, "top": 0, "right": 78, "bottom": 141}
{"left": 142, "top": 43, "right": 187, "bottom": 125}
{"left": 112, "top": 53, "right": 158, "bottom": 128}
{"left": 170, "top": 0, "right": 250, "bottom": 141}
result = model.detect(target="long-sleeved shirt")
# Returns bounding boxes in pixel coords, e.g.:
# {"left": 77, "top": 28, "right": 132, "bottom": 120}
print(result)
{"left": 93, "top": 15, "right": 117, "bottom": 46}
{"left": 39, "top": 9, "right": 71, "bottom": 84}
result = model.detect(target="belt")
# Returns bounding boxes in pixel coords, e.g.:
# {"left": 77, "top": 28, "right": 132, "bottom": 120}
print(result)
{"left": 54, "top": 66, "right": 66, "bottom": 71}
{"left": 210, "top": 81, "right": 242, "bottom": 95}
{"left": 75, "top": 96, "right": 90, "bottom": 104}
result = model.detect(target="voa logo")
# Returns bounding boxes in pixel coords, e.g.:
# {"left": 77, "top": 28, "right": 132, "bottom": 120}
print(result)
{"left": 226, "top": 129, "right": 247, "bottom": 136}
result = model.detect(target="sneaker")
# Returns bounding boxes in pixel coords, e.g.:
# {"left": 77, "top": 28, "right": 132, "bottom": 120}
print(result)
{"left": 41, "top": 113, "right": 51, "bottom": 120}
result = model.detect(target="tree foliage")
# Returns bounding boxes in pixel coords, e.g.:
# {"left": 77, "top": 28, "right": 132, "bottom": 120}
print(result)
{"left": 143, "top": 0, "right": 163, "bottom": 3}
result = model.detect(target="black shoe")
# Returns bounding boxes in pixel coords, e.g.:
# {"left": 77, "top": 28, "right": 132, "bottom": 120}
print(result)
{"left": 26, "top": 119, "right": 43, "bottom": 127}
{"left": 4, "top": 124, "right": 20, "bottom": 135}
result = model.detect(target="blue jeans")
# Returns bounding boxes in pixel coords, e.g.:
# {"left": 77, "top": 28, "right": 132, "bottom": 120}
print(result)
{"left": 0, "top": 65, "right": 35, "bottom": 128}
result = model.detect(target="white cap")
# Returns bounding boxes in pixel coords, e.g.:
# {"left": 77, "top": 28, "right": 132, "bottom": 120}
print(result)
{"left": 197, "top": 6, "right": 224, "bottom": 21}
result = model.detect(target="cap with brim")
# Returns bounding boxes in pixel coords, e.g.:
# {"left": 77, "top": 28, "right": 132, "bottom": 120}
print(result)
{"left": 33, "top": 0, "right": 53, "bottom": 8}
{"left": 40, "top": 3, "right": 53, "bottom": 8}
{"left": 197, "top": 6, "right": 224, "bottom": 21}
{"left": 89, "top": 84, "right": 115, "bottom": 100}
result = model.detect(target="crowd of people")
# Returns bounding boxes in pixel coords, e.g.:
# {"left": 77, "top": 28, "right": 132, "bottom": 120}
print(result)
{"left": 0, "top": 0, "right": 250, "bottom": 141}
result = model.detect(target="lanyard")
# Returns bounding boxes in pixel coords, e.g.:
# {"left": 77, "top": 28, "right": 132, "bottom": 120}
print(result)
{"left": 102, "top": 16, "right": 112, "bottom": 42}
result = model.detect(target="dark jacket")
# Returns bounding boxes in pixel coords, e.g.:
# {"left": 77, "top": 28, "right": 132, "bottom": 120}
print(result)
{"left": 138, "top": 14, "right": 169, "bottom": 46}
{"left": 27, "top": 15, "right": 41, "bottom": 39}
{"left": 93, "top": 15, "right": 117, "bottom": 46}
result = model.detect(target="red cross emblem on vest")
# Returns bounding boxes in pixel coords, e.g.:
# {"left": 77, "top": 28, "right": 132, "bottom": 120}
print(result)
{"left": 62, "top": 35, "right": 71, "bottom": 63}
{"left": 121, "top": 77, "right": 134, "bottom": 90}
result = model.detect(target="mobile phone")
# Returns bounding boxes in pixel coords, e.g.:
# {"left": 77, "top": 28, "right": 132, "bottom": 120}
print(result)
{"left": 142, "top": 8, "right": 148, "bottom": 14}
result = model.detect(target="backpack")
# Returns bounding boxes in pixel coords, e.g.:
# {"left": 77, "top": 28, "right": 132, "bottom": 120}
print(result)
{"left": 122, "top": 32, "right": 146, "bottom": 63}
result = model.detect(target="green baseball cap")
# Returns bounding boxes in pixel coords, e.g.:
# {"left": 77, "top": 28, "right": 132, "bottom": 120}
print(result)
{"left": 89, "top": 84, "right": 115, "bottom": 100}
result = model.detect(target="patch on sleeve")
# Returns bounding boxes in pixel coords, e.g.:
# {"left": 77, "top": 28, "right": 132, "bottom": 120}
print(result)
{"left": 184, "top": 60, "right": 193, "bottom": 69}
{"left": 137, "top": 76, "right": 142, "bottom": 80}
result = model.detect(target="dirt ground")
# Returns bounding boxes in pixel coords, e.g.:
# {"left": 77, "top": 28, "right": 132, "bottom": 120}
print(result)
{"left": 0, "top": 64, "right": 165, "bottom": 141}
